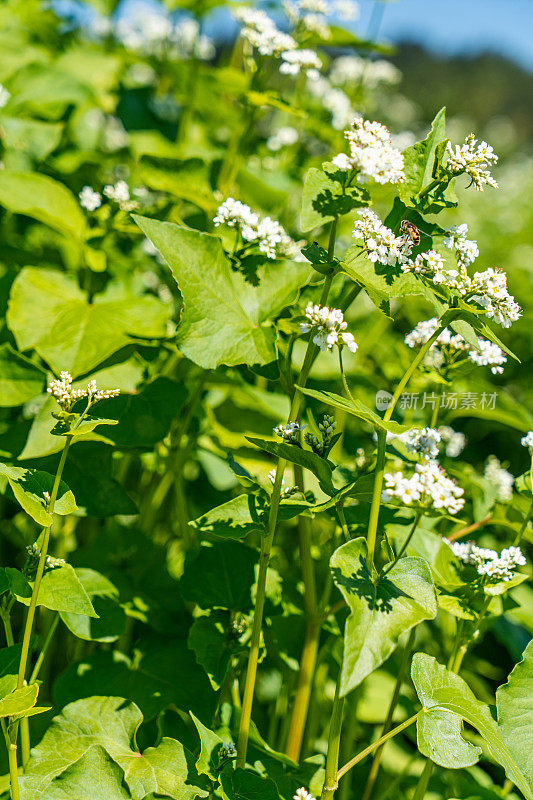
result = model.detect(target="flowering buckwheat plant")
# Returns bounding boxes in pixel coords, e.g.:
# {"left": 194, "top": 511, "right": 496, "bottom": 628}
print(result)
{"left": 0, "top": 7, "right": 530, "bottom": 800}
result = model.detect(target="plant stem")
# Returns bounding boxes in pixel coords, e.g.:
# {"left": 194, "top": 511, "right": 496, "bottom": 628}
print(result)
{"left": 236, "top": 248, "right": 336, "bottom": 768}
{"left": 1, "top": 608, "right": 14, "bottom": 647}
{"left": 321, "top": 672, "right": 345, "bottom": 799}
{"left": 29, "top": 614, "right": 59, "bottom": 685}
{"left": 417, "top": 178, "right": 440, "bottom": 200}
{"left": 338, "top": 349, "right": 356, "bottom": 405}
{"left": 429, "top": 386, "right": 443, "bottom": 428}
{"left": 381, "top": 512, "right": 421, "bottom": 578}
{"left": 7, "top": 739, "right": 20, "bottom": 800}
{"left": 16, "top": 436, "right": 72, "bottom": 692}
{"left": 366, "top": 430, "right": 387, "bottom": 570}
{"left": 383, "top": 327, "right": 446, "bottom": 424}
{"left": 412, "top": 758, "right": 434, "bottom": 800}
{"left": 361, "top": 628, "right": 416, "bottom": 800}
{"left": 513, "top": 496, "right": 533, "bottom": 546}
{"left": 337, "top": 713, "right": 419, "bottom": 782}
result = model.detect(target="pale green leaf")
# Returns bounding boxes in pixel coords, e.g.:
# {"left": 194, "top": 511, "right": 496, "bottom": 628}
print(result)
{"left": 331, "top": 538, "right": 437, "bottom": 696}
{"left": 0, "top": 343, "right": 46, "bottom": 407}
{"left": 298, "top": 387, "right": 410, "bottom": 435}
{"left": 16, "top": 564, "right": 97, "bottom": 617}
{"left": 0, "top": 683, "right": 38, "bottom": 718}
{"left": 497, "top": 639, "right": 533, "bottom": 786}
{"left": 43, "top": 746, "right": 131, "bottom": 800}
{"left": 0, "top": 171, "right": 85, "bottom": 238}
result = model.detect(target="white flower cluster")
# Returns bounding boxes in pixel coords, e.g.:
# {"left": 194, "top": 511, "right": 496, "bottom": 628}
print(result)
{"left": 0, "top": 84, "right": 11, "bottom": 108}
{"left": 48, "top": 371, "right": 120, "bottom": 411}
{"left": 280, "top": 48, "right": 322, "bottom": 79}
{"left": 439, "top": 426, "right": 466, "bottom": 458}
{"left": 103, "top": 180, "right": 138, "bottom": 211}
{"left": 404, "top": 318, "right": 507, "bottom": 375}
{"left": 284, "top": 0, "right": 359, "bottom": 39}
{"left": 332, "top": 118, "right": 406, "bottom": 185}
{"left": 330, "top": 56, "right": 400, "bottom": 89}
{"left": 521, "top": 431, "right": 533, "bottom": 449}
{"left": 446, "top": 134, "right": 498, "bottom": 191}
{"left": 213, "top": 198, "right": 299, "bottom": 260}
{"left": 233, "top": 7, "right": 296, "bottom": 56}
{"left": 484, "top": 455, "right": 514, "bottom": 502}
{"left": 266, "top": 126, "right": 299, "bottom": 151}
{"left": 116, "top": 8, "right": 214, "bottom": 60}
{"left": 79, "top": 186, "right": 102, "bottom": 211}
{"left": 398, "top": 427, "right": 441, "bottom": 460}
{"left": 382, "top": 461, "right": 465, "bottom": 514}
{"left": 308, "top": 77, "right": 353, "bottom": 130}
{"left": 401, "top": 249, "right": 448, "bottom": 284}
{"left": 274, "top": 421, "right": 302, "bottom": 443}
{"left": 300, "top": 304, "right": 357, "bottom": 353}
{"left": 294, "top": 789, "right": 316, "bottom": 800}
{"left": 443, "top": 223, "right": 479, "bottom": 268}
{"left": 267, "top": 468, "right": 298, "bottom": 498}
{"left": 27, "top": 544, "right": 66, "bottom": 571}
{"left": 470, "top": 268, "right": 522, "bottom": 328}
{"left": 353, "top": 209, "right": 413, "bottom": 266}
{"left": 447, "top": 541, "right": 526, "bottom": 582}
{"left": 304, "top": 414, "right": 336, "bottom": 455}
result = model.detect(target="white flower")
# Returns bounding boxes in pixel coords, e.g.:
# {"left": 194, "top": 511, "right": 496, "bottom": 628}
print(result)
{"left": 79, "top": 186, "right": 102, "bottom": 211}
{"left": 398, "top": 427, "right": 441, "bottom": 460}
{"left": 213, "top": 199, "right": 298, "bottom": 260}
{"left": 300, "top": 304, "right": 357, "bottom": 353}
{"left": 330, "top": 56, "right": 399, "bottom": 88}
{"left": 103, "top": 115, "right": 129, "bottom": 151}
{"left": 274, "top": 421, "right": 302, "bottom": 443}
{"left": 447, "top": 540, "right": 526, "bottom": 582}
{"left": 0, "top": 84, "right": 11, "bottom": 108}
{"left": 48, "top": 372, "right": 119, "bottom": 411}
{"left": 484, "top": 455, "right": 514, "bottom": 502}
{"left": 280, "top": 49, "right": 322, "bottom": 80}
{"left": 470, "top": 267, "right": 521, "bottom": 328}
{"left": 382, "top": 461, "right": 464, "bottom": 515}
{"left": 521, "top": 431, "right": 533, "bottom": 449}
{"left": 439, "top": 426, "right": 466, "bottom": 458}
{"left": 443, "top": 223, "right": 479, "bottom": 268}
{"left": 331, "top": 0, "right": 360, "bottom": 20}
{"left": 267, "top": 126, "right": 299, "bottom": 151}
{"left": 333, "top": 117, "right": 405, "bottom": 185}
{"left": 294, "top": 789, "right": 316, "bottom": 800}
{"left": 213, "top": 198, "right": 258, "bottom": 230}
{"left": 446, "top": 133, "right": 498, "bottom": 191}
{"left": 103, "top": 180, "right": 138, "bottom": 211}
{"left": 353, "top": 209, "right": 413, "bottom": 266}
{"left": 404, "top": 318, "right": 507, "bottom": 375}
{"left": 233, "top": 7, "right": 296, "bottom": 56}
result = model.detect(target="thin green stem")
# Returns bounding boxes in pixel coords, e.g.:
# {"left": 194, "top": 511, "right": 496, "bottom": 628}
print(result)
{"left": 337, "top": 713, "right": 419, "bottom": 782}
{"left": 321, "top": 672, "right": 345, "bottom": 799}
{"left": 366, "top": 430, "right": 387, "bottom": 570}
{"left": 417, "top": 178, "right": 440, "bottom": 200}
{"left": 430, "top": 386, "right": 443, "bottom": 428}
{"left": 29, "top": 614, "right": 59, "bottom": 685}
{"left": 236, "top": 246, "right": 336, "bottom": 768}
{"left": 412, "top": 758, "right": 434, "bottom": 800}
{"left": 381, "top": 512, "right": 421, "bottom": 578}
{"left": 338, "top": 349, "right": 356, "bottom": 405}
{"left": 513, "top": 496, "right": 533, "bottom": 546}
{"left": 383, "top": 327, "right": 446, "bottom": 424}
{"left": 361, "top": 628, "right": 416, "bottom": 800}
{"left": 7, "top": 738, "right": 20, "bottom": 800}
{"left": 1, "top": 609, "right": 14, "bottom": 647}
{"left": 16, "top": 436, "right": 72, "bottom": 692}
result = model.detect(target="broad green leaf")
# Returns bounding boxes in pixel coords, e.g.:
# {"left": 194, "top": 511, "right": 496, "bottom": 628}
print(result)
{"left": 342, "top": 246, "right": 441, "bottom": 313}
{"left": 219, "top": 767, "right": 281, "bottom": 800}
{"left": 331, "top": 538, "right": 437, "bottom": 695}
{"left": 20, "top": 696, "right": 208, "bottom": 800}
{"left": 398, "top": 108, "right": 446, "bottom": 208}
{"left": 191, "top": 712, "right": 225, "bottom": 780}
{"left": 7, "top": 267, "right": 170, "bottom": 376}
{"left": 497, "top": 639, "right": 533, "bottom": 785}
{"left": 52, "top": 417, "right": 118, "bottom": 440}
{"left": 412, "top": 655, "right": 482, "bottom": 768}
{"left": 133, "top": 216, "right": 311, "bottom": 369}
{"left": 180, "top": 542, "right": 256, "bottom": 611}
{"left": 301, "top": 165, "right": 370, "bottom": 232}
{"left": 0, "top": 343, "right": 45, "bottom": 407}
{"left": 60, "top": 568, "right": 126, "bottom": 642}
{"left": 189, "top": 612, "right": 234, "bottom": 690}
{"left": 190, "top": 494, "right": 266, "bottom": 540}
{"left": 246, "top": 436, "right": 335, "bottom": 492}
{"left": 440, "top": 306, "right": 519, "bottom": 361}
{"left": 140, "top": 159, "right": 216, "bottom": 213}
{"left": 16, "top": 564, "right": 97, "bottom": 617}
{"left": 411, "top": 653, "right": 532, "bottom": 799}
{"left": 0, "top": 683, "right": 38, "bottom": 718}
{"left": 298, "top": 387, "right": 410, "bottom": 435}
{"left": 0, "top": 462, "right": 77, "bottom": 524}
{"left": 42, "top": 746, "right": 131, "bottom": 800}
{"left": 54, "top": 637, "right": 216, "bottom": 722}
{"left": 0, "top": 171, "right": 85, "bottom": 239}
{"left": 516, "top": 471, "right": 532, "bottom": 498}
{"left": 0, "top": 116, "right": 63, "bottom": 162}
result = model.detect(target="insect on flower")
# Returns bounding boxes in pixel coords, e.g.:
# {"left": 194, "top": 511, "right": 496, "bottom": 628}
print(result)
{"left": 400, "top": 219, "right": 431, "bottom": 247}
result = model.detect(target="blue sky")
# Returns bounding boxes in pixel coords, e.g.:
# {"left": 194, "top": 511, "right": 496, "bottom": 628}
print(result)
{"left": 357, "top": 0, "right": 533, "bottom": 72}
